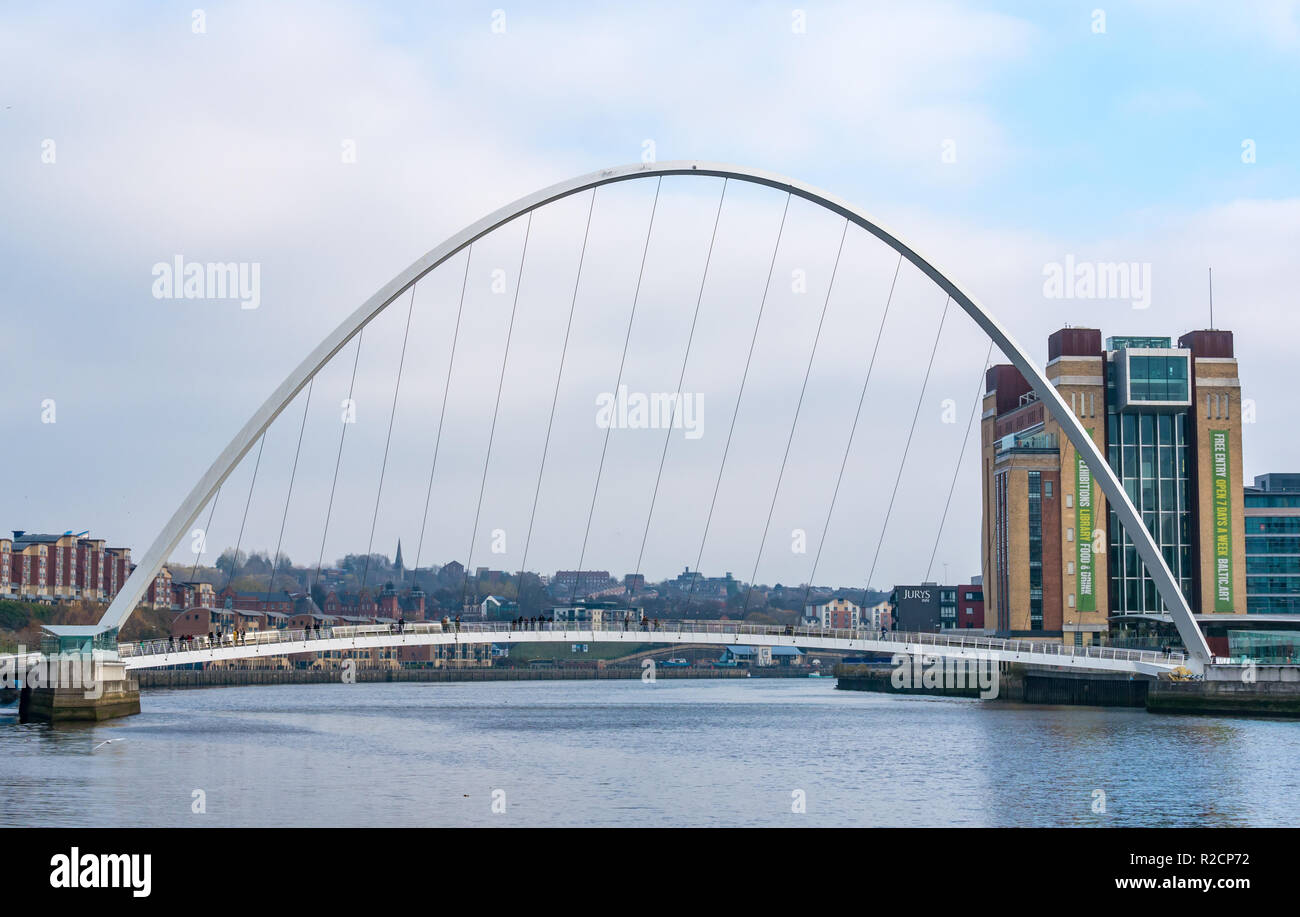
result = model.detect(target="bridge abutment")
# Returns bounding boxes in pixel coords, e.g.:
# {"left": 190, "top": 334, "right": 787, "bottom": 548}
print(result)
{"left": 18, "top": 659, "right": 140, "bottom": 724}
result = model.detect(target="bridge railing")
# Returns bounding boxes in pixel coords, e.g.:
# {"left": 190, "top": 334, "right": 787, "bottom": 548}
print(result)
{"left": 117, "top": 618, "right": 1184, "bottom": 667}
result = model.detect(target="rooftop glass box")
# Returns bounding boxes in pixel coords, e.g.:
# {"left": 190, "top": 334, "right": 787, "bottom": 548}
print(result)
{"left": 1112, "top": 347, "right": 1191, "bottom": 411}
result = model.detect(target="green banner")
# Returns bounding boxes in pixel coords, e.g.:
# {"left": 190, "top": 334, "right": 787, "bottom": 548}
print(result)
{"left": 1075, "top": 438, "right": 1096, "bottom": 612}
{"left": 1211, "top": 429, "right": 1235, "bottom": 612}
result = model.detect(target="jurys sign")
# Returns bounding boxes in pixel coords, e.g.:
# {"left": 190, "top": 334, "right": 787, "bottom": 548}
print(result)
{"left": 1211, "top": 429, "right": 1235, "bottom": 612}
{"left": 1075, "top": 435, "right": 1095, "bottom": 613}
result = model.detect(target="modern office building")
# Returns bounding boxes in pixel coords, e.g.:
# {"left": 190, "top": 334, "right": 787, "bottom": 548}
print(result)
{"left": 981, "top": 327, "right": 1246, "bottom": 647}
{"left": 1244, "top": 473, "right": 1300, "bottom": 615}
{"left": 889, "top": 583, "right": 946, "bottom": 633}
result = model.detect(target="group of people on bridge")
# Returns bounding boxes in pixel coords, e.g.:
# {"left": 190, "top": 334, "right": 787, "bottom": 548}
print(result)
{"left": 166, "top": 630, "right": 249, "bottom": 651}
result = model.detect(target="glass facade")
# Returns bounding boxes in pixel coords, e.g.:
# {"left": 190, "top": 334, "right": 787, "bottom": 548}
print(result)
{"left": 1227, "top": 630, "right": 1300, "bottom": 663}
{"left": 1125, "top": 353, "right": 1190, "bottom": 403}
{"left": 1245, "top": 488, "right": 1300, "bottom": 613}
{"left": 1106, "top": 358, "right": 1194, "bottom": 613}
{"left": 1107, "top": 336, "right": 1172, "bottom": 350}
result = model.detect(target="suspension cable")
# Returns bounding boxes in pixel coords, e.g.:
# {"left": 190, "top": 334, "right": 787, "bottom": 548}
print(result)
{"left": 412, "top": 247, "right": 473, "bottom": 585}
{"left": 263, "top": 378, "right": 314, "bottom": 608}
{"left": 461, "top": 212, "right": 533, "bottom": 615}
{"left": 313, "top": 329, "right": 364, "bottom": 590}
{"left": 188, "top": 484, "right": 222, "bottom": 585}
{"left": 925, "top": 339, "right": 994, "bottom": 582}
{"left": 634, "top": 178, "right": 728, "bottom": 585}
{"left": 223, "top": 431, "right": 267, "bottom": 592}
{"left": 574, "top": 177, "right": 664, "bottom": 595}
{"left": 686, "top": 192, "right": 792, "bottom": 611}
{"left": 519, "top": 190, "right": 599, "bottom": 601}
{"left": 801, "top": 252, "right": 903, "bottom": 615}
{"left": 361, "top": 283, "right": 418, "bottom": 594}
{"left": 740, "top": 217, "right": 849, "bottom": 615}
{"left": 862, "top": 294, "right": 951, "bottom": 605}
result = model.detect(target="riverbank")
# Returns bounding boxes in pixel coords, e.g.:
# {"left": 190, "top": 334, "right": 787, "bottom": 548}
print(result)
{"left": 835, "top": 662, "right": 1300, "bottom": 717}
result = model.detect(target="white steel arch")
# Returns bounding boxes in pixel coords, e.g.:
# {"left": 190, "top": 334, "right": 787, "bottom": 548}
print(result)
{"left": 97, "top": 161, "right": 1213, "bottom": 665}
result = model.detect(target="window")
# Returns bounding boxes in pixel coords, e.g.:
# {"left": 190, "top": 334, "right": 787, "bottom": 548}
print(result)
{"left": 1028, "top": 471, "right": 1044, "bottom": 630}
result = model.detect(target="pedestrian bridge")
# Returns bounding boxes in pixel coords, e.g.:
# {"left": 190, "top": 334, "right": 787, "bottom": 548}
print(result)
{"left": 117, "top": 621, "right": 1187, "bottom": 676}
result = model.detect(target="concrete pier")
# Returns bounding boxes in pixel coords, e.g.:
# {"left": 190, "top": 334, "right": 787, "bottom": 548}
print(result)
{"left": 835, "top": 661, "right": 1300, "bottom": 717}
{"left": 18, "top": 659, "right": 140, "bottom": 724}
{"left": 1147, "top": 664, "right": 1300, "bottom": 717}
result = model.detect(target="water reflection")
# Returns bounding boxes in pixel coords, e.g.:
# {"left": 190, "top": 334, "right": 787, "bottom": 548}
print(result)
{"left": 1, "top": 681, "right": 1296, "bottom": 827}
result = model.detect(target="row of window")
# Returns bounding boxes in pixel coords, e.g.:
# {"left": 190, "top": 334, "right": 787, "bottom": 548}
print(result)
{"left": 1248, "top": 518, "right": 1300, "bottom": 534}
{"left": 1247, "top": 577, "right": 1300, "bottom": 596}
{"left": 1028, "top": 471, "right": 1044, "bottom": 629}
{"left": 1245, "top": 494, "right": 1300, "bottom": 508}
{"left": 1245, "top": 556, "right": 1300, "bottom": 575}
{"left": 1245, "top": 536, "right": 1300, "bottom": 554}
{"left": 1247, "top": 595, "right": 1300, "bottom": 614}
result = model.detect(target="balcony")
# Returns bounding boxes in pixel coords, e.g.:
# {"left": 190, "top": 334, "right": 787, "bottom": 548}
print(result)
{"left": 996, "top": 430, "right": 1059, "bottom": 455}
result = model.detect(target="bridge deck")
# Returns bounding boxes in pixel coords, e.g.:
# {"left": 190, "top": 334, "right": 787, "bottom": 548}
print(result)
{"left": 117, "top": 622, "right": 1187, "bottom": 676}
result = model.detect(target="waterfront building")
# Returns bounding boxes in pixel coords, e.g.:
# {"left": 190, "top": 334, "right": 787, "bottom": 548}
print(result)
{"left": 981, "top": 327, "right": 1246, "bottom": 648}
{"left": 322, "top": 588, "right": 378, "bottom": 617}
{"left": 803, "top": 596, "right": 861, "bottom": 628}
{"left": 719, "top": 645, "right": 766, "bottom": 666}
{"left": 1244, "top": 473, "right": 1300, "bottom": 615}
{"left": 172, "top": 607, "right": 240, "bottom": 638}
{"left": 145, "top": 566, "right": 173, "bottom": 608}
{"left": 861, "top": 599, "right": 892, "bottom": 630}
{"left": 0, "top": 531, "right": 133, "bottom": 603}
{"left": 170, "top": 578, "right": 217, "bottom": 609}
{"left": 379, "top": 582, "right": 427, "bottom": 620}
{"left": 956, "top": 579, "right": 985, "bottom": 630}
{"left": 222, "top": 588, "right": 298, "bottom": 616}
{"left": 551, "top": 599, "right": 642, "bottom": 629}
{"left": 889, "top": 583, "right": 957, "bottom": 632}
{"left": 478, "top": 594, "right": 517, "bottom": 619}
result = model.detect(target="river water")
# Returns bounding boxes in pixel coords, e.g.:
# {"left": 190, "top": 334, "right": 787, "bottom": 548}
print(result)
{"left": 1, "top": 679, "right": 1296, "bottom": 827}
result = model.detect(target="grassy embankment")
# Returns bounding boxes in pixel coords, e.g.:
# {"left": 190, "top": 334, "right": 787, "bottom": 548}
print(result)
{"left": 0, "top": 599, "right": 172, "bottom": 654}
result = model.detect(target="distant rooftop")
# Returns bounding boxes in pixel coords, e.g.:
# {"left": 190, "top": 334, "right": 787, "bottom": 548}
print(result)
{"left": 1251, "top": 473, "right": 1300, "bottom": 493}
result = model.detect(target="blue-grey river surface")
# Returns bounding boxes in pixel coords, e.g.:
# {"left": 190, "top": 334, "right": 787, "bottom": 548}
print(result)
{"left": 2, "top": 679, "right": 1297, "bottom": 827}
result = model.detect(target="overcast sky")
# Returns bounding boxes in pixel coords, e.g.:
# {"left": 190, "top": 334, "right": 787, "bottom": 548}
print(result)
{"left": 2, "top": 1, "right": 1298, "bottom": 593}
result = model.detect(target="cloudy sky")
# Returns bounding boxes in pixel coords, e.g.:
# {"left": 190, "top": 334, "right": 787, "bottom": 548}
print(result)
{"left": 2, "top": 1, "right": 1298, "bottom": 593}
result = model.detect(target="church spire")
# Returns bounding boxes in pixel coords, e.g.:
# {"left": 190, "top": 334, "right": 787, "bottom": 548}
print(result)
{"left": 394, "top": 539, "right": 405, "bottom": 579}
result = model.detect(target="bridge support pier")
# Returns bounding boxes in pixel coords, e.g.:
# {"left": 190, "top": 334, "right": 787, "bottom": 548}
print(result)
{"left": 19, "top": 659, "right": 140, "bottom": 724}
